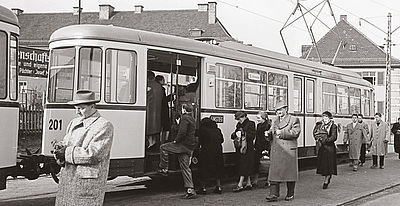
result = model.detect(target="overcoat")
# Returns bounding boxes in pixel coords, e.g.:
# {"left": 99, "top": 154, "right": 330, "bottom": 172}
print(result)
{"left": 231, "top": 118, "right": 256, "bottom": 176}
{"left": 391, "top": 122, "right": 400, "bottom": 153}
{"left": 146, "top": 79, "right": 163, "bottom": 135}
{"left": 268, "top": 114, "right": 301, "bottom": 182}
{"left": 344, "top": 122, "right": 368, "bottom": 159}
{"left": 370, "top": 120, "right": 390, "bottom": 156}
{"left": 55, "top": 111, "right": 114, "bottom": 206}
{"left": 314, "top": 121, "right": 337, "bottom": 176}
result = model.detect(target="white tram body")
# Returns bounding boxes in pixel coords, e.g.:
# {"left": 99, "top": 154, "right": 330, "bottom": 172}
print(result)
{"left": 0, "top": 5, "right": 19, "bottom": 190}
{"left": 43, "top": 24, "right": 373, "bottom": 177}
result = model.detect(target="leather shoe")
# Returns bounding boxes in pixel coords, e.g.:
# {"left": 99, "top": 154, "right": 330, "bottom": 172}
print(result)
{"left": 233, "top": 185, "right": 244, "bottom": 192}
{"left": 284, "top": 195, "right": 294, "bottom": 201}
{"left": 244, "top": 185, "right": 253, "bottom": 190}
{"left": 265, "top": 194, "right": 278, "bottom": 202}
{"left": 323, "top": 183, "right": 328, "bottom": 189}
{"left": 213, "top": 186, "right": 222, "bottom": 194}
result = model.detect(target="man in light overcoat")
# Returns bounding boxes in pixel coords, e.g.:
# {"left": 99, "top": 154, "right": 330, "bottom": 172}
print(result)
{"left": 369, "top": 112, "right": 390, "bottom": 169}
{"left": 266, "top": 101, "right": 301, "bottom": 202}
{"left": 344, "top": 114, "right": 368, "bottom": 171}
{"left": 53, "top": 90, "right": 114, "bottom": 206}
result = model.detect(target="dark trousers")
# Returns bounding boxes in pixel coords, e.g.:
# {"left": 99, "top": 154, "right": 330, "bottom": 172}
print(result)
{"left": 269, "top": 181, "right": 295, "bottom": 197}
{"left": 359, "top": 143, "right": 366, "bottom": 164}
{"left": 372, "top": 155, "right": 384, "bottom": 167}
{"left": 159, "top": 142, "right": 194, "bottom": 188}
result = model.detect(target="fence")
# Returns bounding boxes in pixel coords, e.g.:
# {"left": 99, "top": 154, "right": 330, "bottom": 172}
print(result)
{"left": 19, "top": 105, "right": 44, "bottom": 135}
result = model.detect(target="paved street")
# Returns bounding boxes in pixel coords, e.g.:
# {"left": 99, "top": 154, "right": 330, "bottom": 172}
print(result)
{"left": 1, "top": 152, "right": 400, "bottom": 206}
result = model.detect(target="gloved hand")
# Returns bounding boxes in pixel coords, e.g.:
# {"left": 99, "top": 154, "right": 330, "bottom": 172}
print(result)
{"left": 53, "top": 145, "right": 66, "bottom": 167}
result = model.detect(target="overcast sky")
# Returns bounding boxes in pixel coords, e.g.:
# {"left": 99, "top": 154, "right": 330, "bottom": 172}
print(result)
{"left": 1, "top": 0, "right": 400, "bottom": 58}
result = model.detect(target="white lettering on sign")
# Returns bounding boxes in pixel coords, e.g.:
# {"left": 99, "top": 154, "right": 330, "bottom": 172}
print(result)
{"left": 248, "top": 73, "right": 261, "bottom": 81}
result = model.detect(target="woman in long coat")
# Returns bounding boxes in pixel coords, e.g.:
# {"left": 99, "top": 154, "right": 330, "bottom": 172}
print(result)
{"left": 197, "top": 117, "right": 224, "bottom": 194}
{"left": 390, "top": 117, "right": 400, "bottom": 159}
{"left": 370, "top": 113, "right": 390, "bottom": 169}
{"left": 253, "top": 111, "right": 271, "bottom": 187}
{"left": 231, "top": 111, "right": 256, "bottom": 192}
{"left": 314, "top": 111, "right": 337, "bottom": 189}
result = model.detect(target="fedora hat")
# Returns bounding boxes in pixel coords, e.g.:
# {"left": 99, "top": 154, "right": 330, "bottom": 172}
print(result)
{"left": 234, "top": 111, "right": 246, "bottom": 120}
{"left": 68, "top": 90, "right": 100, "bottom": 105}
{"left": 274, "top": 101, "right": 288, "bottom": 110}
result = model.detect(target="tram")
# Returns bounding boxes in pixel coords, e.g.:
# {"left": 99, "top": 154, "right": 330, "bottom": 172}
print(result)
{"left": 40, "top": 24, "right": 373, "bottom": 181}
{"left": 0, "top": 5, "right": 19, "bottom": 190}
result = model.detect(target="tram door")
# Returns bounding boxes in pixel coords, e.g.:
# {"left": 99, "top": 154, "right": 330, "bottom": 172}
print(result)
{"left": 293, "top": 75, "right": 316, "bottom": 148}
{"left": 145, "top": 49, "right": 201, "bottom": 172}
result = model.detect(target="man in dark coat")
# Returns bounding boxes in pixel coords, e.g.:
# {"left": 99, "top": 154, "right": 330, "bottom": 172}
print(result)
{"left": 158, "top": 104, "right": 197, "bottom": 199}
{"left": 358, "top": 114, "right": 370, "bottom": 166}
{"left": 266, "top": 102, "right": 301, "bottom": 202}
{"left": 155, "top": 75, "right": 173, "bottom": 143}
{"left": 146, "top": 71, "right": 163, "bottom": 150}
{"left": 391, "top": 117, "right": 400, "bottom": 159}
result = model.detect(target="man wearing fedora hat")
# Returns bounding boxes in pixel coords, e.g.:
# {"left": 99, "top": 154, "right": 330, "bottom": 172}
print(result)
{"left": 52, "top": 90, "right": 114, "bottom": 206}
{"left": 266, "top": 101, "right": 301, "bottom": 202}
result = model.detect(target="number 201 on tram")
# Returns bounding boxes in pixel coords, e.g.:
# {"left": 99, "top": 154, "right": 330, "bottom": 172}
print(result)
{"left": 42, "top": 24, "right": 374, "bottom": 180}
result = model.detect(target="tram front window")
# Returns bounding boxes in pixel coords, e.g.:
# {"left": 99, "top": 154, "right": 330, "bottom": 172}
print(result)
{"left": 48, "top": 47, "right": 75, "bottom": 103}
{"left": 0, "top": 31, "right": 6, "bottom": 99}
{"left": 78, "top": 47, "right": 102, "bottom": 100}
{"left": 10, "top": 35, "right": 17, "bottom": 100}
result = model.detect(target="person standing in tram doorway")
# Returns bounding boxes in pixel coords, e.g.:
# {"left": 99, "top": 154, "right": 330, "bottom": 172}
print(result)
{"left": 146, "top": 71, "right": 163, "bottom": 151}
{"left": 52, "top": 90, "right": 114, "bottom": 206}
{"left": 155, "top": 75, "right": 174, "bottom": 144}
{"left": 231, "top": 111, "right": 256, "bottom": 192}
{"left": 158, "top": 104, "right": 197, "bottom": 199}
{"left": 265, "top": 102, "right": 301, "bottom": 202}
{"left": 344, "top": 114, "right": 368, "bottom": 172}
{"left": 391, "top": 117, "right": 400, "bottom": 159}
{"left": 358, "top": 114, "right": 370, "bottom": 166}
{"left": 370, "top": 113, "right": 390, "bottom": 169}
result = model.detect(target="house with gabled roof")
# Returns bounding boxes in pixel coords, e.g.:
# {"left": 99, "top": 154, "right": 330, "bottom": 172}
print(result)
{"left": 301, "top": 15, "right": 400, "bottom": 122}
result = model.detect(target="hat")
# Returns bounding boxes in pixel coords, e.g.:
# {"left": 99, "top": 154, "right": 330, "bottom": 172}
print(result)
{"left": 234, "top": 111, "right": 246, "bottom": 120}
{"left": 68, "top": 90, "right": 100, "bottom": 105}
{"left": 274, "top": 101, "right": 288, "bottom": 110}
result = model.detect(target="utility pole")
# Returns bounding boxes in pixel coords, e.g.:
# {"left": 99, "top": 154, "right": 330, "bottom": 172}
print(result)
{"left": 385, "top": 13, "right": 392, "bottom": 124}
{"left": 78, "top": 0, "right": 81, "bottom": 24}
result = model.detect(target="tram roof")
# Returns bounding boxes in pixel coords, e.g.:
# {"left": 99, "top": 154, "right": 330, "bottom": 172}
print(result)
{"left": 0, "top": 6, "right": 19, "bottom": 27}
{"left": 50, "top": 24, "right": 372, "bottom": 88}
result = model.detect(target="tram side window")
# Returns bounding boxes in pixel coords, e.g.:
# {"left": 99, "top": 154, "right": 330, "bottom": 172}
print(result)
{"left": 215, "top": 63, "right": 242, "bottom": 108}
{"left": 48, "top": 47, "right": 75, "bottom": 103}
{"left": 267, "top": 72, "right": 288, "bottom": 110}
{"left": 105, "top": 49, "right": 137, "bottom": 104}
{"left": 10, "top": 35, "right": 17, "bottom": 100}
{"left": 337, "top": 85, "right": 349, "bottom": 115}
{"left": 293, "top": 77, "right": 302, "bottom": 112}
{"left": 78, "top": 47, "right": 102, "bottom": 100}
{"left": 244, "top": 68, "right": 267, "bottom": 110}
{"left": 349, "top": 87, "right": 361, "bottom": 114}
{"left": 306, "top": 79, "right": 315, "bottom": 113}
{"left": 0, "top": 31, "right": 6, "bottom": 99}
{"left": 362, "top": 90, "right": 371, "bottom": 116}
{"left": 322, "top": 82, "right": 336, "bottom": 114}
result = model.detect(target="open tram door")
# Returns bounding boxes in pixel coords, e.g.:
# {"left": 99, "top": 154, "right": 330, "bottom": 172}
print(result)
{"left": 145, "top": 49, "right": 201, "bottom": 173}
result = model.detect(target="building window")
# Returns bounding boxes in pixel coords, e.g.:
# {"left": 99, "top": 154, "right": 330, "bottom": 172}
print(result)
{"left": 244, "top": 68, "right": 267, "bottom": 110}
{"left": 105, "top": 49, "right": 137, "bottom": 104}
{"left": 361, "top": 71, "right": 376, "bottom": 85}
{"left": 377, "top": 72, "right": 384, "bottom": 86}
{"left": 78, "top": 47, "right": 102, "bottom": 100}
{"left": 322, "top": 82, "right": 336, "bottom": 114}
{"left": 293, "top": 77, "right": 302, "bottom": 112}
{"left": 377, "top": 101, "right": 384, "bottom": 114}
{"left": 215, "top": 63, "right": 242, "bottom": 108}
{"left": 349, "top": 44, "right": 357, "bottom": 51}
{"left": 349, "top": 87, "right": 361, "bottom": 114}
{"left": 362, "top": 89, "right": 371, "bottom": 116}
{"left": 306, "top": 79, "right": 315, "bottom": 113}
{"left": 267, "top": 72, "right": 288, "bottom": 110}
{"left": 337, "top": 85, "right": 349, "bottom": 115}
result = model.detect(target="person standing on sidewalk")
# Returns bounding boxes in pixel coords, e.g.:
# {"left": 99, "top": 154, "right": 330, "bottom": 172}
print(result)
{"left": 253, "top": 111, "right": 271, "bottom": 187}
{"left": 391, "top": 117, "right": 400, "bottom": 159}
{"left": 231, "top": 111, "right": 256, "bottom": 192}
{"left": 370, "top": 113, "right": 390, "bottom": 169}
{"left": 266, "top": 102, "right": 301, "bottom": 202}
{"left": 358, "top": 114, "right": 370, "bottom": 166}
{"left": 344, "top": 114, "right": 368, "bottom": 171}
{"left": 313, "top": 111, "right": 337, "bottom": 189}
{"left": 158, "top": 104, "right": 197, "bottom": 199}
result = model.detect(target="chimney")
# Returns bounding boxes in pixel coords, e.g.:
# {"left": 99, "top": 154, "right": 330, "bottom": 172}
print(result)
{"left": 73, "top": 6, "right": 82, "bottom": 16}
{"left": 189, "top": 28, "right": 204, "bottom": 37}
{"left": 99, "top": 4, "right": 114, "bottom": 20}
{"left": 11, "top": 8, "right": 23, "bottom": 16}
{"left": 340, "top": 15, "right": 347, "bottom": 22}
{"left": 301, "top": 45, "right": 312, "bottom": 57}
{"left": 208, "top": 2, "right": 217, "bottom": 24}
{"left": 198, "top": 3, "right": 208, "bottom": 12}
{"left": 134, "top": 5, "right": 144, "bottom": 14}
